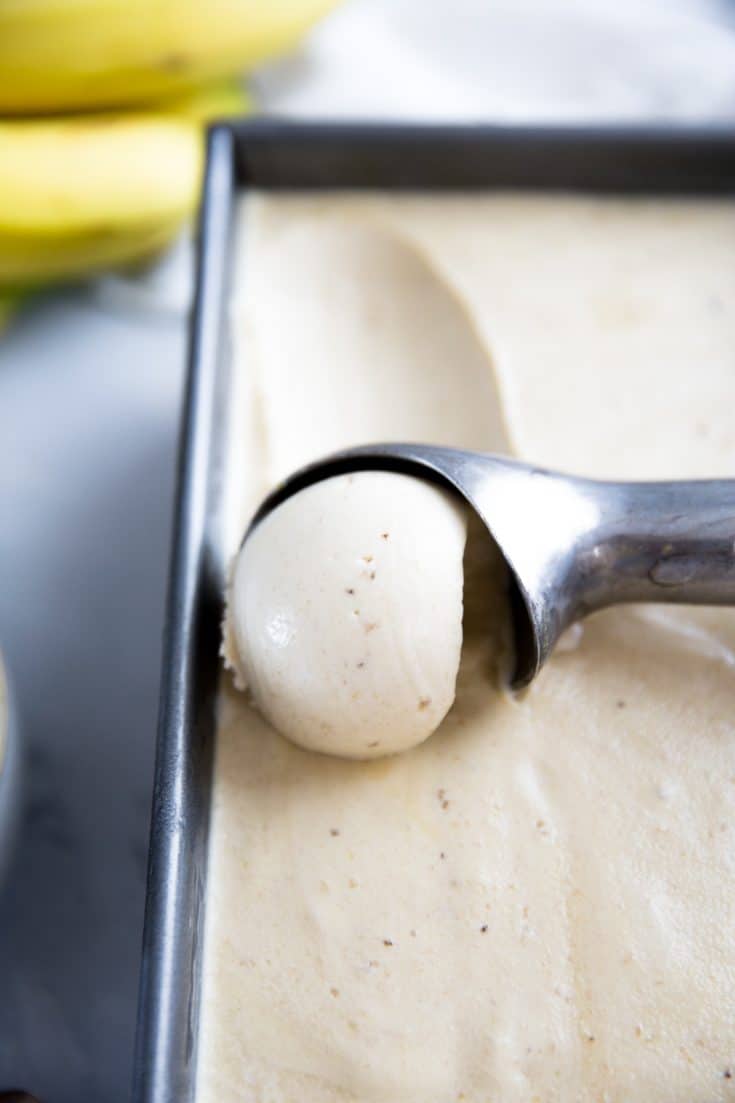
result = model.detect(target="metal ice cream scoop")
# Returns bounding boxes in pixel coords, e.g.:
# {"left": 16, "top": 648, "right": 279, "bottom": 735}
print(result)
{"left": 246, "top": 444, "right": 735, "bottom": 688}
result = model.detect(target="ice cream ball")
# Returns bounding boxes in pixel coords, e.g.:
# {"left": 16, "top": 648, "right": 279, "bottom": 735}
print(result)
{"left": 227, "top": 471, "right": 468, "bottom": 759}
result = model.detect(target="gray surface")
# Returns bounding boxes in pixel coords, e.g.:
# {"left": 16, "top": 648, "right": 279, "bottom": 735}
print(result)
{"left": 0, "top": 290, "right": 184, "bottom": 1102}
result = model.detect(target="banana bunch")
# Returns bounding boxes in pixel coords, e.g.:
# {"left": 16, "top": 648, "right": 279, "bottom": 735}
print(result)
{"left": 0, "top": 85, "right": 246, "bottom": 286}
{"left": 0, "top": 0, "right": 336, "bottom": 290}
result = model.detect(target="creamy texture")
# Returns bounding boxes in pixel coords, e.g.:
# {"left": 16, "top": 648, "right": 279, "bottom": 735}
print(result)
{"left": 199, "top": 193, "right": 735, "bottom": 1102}
{"left": 227, "top": 471, "right": 468, "bottom": 759}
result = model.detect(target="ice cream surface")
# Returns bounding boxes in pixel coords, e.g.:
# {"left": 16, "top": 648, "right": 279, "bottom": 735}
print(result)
{"left": 198, "top": 192, "right": 735, "bottom": 1102}
{"left": 228, "top": 471, "right": 468, "bottom": 759}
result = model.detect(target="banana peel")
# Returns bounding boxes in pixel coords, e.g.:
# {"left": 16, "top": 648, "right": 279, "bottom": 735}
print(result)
{"left": 0, "top": 0, "right": 336, "bottom": 114}
{"left": 154, "top": 81, "right": 253, "bottom": 123}
{"left": 0, "top": 81, "right": 250, "bottom": 286}
{"left": 0, "top": 222, "right": 185, "bottom": 284}
{"left": 0, "top": 116, "right": 202, "bottom": 238}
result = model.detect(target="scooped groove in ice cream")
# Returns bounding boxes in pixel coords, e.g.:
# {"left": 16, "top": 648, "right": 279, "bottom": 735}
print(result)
{"left": 228, "top": 470, "right": 468, "bottom": 759}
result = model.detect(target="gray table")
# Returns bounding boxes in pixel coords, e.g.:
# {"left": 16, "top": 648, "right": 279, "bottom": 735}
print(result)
{"left": 0, "top": 291, "right": 184, "bottom": 1102}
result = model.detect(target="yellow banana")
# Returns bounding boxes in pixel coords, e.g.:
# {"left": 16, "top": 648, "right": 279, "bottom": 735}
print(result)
{"left": 154, "top": 80, "right": 252, "bottom": 122}
{"left": 0, "top": 113, "right": 195, "bottom": 284}
{"left": 0, "top": 222, "right": 184, "bottom": 283}
{"left": 0, "top": 115, "right": 202, "bottom": 239}
{"left": 0, "top": 81, "right": 251, "bottom": 285}
{"left": 0, "top": 0, "right": 336, "bottom": 114}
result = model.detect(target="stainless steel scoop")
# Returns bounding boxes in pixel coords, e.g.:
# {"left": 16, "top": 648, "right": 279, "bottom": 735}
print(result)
{"left": 246, "top": 444, "right": 735, "bottom": 688}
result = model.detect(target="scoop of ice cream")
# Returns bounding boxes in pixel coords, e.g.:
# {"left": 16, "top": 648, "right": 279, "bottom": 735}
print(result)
{"left": 227, "top": 471, "right": 468, "bottom": 759}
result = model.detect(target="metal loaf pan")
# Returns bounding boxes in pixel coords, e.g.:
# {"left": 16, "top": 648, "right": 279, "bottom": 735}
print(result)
{"left": 132, "top": 120, "right": 735, "bottom": 1103}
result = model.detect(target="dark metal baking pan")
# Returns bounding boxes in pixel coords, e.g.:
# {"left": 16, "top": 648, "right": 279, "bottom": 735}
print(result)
{"left": 132, "top": 120, "right": 735, "bottom": 1103}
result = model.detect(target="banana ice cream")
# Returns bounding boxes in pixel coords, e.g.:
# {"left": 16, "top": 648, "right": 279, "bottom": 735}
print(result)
{"left": 198, "top": 192, "right": 735, "bottom": 1102}
{"left": 227, "top": 471, "right": 468, "bottom": 759}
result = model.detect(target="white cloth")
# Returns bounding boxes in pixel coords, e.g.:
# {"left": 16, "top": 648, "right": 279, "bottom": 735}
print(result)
{"left": 255, "top": 0, "right": 735, "bottom": 122}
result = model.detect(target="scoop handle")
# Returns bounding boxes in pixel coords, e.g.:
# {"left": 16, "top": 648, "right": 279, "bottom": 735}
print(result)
{"left": 577, "top": 479, "right": 735, "bottom": 612}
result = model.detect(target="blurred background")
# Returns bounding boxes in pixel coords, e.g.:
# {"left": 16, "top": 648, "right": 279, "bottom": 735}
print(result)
{"left": 0, "top": 0, "right": 734, "bottom": 1099}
